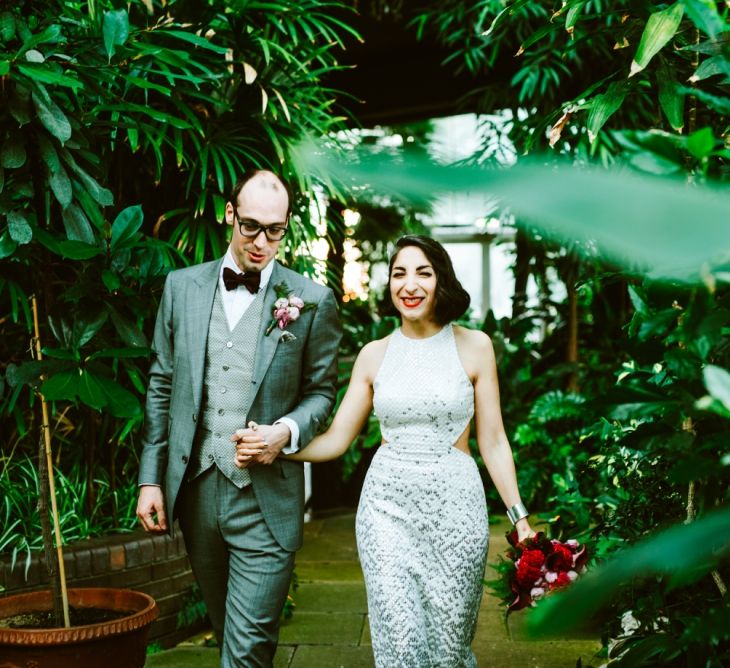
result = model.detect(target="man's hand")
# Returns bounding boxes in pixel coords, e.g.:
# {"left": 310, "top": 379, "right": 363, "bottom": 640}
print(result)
{"left": 136, "top": 485, "right": 168, "bottom": 533}
{"left": 232, "top": 421, "right": 291, "bottom": 468}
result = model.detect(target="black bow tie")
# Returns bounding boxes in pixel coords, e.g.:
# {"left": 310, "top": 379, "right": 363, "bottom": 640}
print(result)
{"left": 223, "top": 267, "right": 261, "bottom": 293}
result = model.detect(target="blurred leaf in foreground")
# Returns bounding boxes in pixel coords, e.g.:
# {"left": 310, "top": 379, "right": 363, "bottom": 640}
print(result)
{"left": 295, "top": 140, "right": 730, "bottom": 281}
{"left": 525, "top": 507, "right": 730, "bottom": 636}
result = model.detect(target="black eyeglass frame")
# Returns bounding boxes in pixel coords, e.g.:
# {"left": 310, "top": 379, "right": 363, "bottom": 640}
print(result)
{"left": 233, "top": 211, "right": 289, "bottom": 241}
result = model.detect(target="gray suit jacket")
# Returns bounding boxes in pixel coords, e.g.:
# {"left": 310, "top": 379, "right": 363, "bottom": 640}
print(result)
{"left": 138, "top": 259, "right": 341, "bottom": 551}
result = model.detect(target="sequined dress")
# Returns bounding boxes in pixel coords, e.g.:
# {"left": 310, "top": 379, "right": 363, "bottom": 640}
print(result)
{"left": 356, "top": 324, "right": 489, "bottom": 667}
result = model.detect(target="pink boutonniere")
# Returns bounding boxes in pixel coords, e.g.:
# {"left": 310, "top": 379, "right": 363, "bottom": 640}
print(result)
{"left": 265, "top": 282, "right": 315, "bottom": 337}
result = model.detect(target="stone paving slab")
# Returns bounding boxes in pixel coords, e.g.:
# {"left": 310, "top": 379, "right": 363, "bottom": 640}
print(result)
{"left": 145, "top": 646, "right": 295, "bottom": 668}
{"left": 471, "top": 639, "right": 602, "bottom": 667}
{"left": 288, "top": 645, "right": 375, "bottom": 668}
{"left": 279, "top": 611, "right": 364, "bottom": 646}
{"left": 293, "top": 582, "right": 368, "bottom": 613}
{"left": 295, "top": 560, "right": 364, "bottom": 583}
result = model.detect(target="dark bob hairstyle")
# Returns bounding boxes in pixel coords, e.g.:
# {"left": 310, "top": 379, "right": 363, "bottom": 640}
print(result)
{"left": 383, "top": 235, "right": 470, "bottom": 326}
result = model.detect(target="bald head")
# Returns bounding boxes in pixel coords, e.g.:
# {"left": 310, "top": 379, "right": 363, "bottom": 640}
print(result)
{"left": 230, "top": 170, "right": 291, "bottom": 218}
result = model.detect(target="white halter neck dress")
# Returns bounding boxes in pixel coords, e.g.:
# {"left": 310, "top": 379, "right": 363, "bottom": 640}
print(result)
{"left": 356, "top": 324, "right": 489, "bottom": 667}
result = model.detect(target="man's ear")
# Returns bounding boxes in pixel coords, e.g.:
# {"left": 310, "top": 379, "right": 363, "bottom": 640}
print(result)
{"left": 224, "top": 202, "right": 235, "bottom": 226}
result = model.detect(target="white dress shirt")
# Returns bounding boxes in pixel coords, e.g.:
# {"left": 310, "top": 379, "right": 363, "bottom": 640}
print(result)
{"left": 220, "top": 250, "right": 300, "bottom": 453}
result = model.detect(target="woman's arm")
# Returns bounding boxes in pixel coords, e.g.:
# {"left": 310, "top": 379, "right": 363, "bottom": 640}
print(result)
{"left": 469, "top": 330, "right": 534, "bottom": 541}
{"left": 235, "top": 342, "right": 379, "bottom": 465}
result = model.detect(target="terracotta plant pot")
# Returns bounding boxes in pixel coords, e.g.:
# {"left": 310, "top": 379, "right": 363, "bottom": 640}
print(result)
{"left": 0, "top": 588, "right": 158, "bottom": 668}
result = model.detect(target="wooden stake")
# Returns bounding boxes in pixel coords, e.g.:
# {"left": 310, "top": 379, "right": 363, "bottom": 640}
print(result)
{"left": 31, "top": 295, "right": 70, "bottom": 628}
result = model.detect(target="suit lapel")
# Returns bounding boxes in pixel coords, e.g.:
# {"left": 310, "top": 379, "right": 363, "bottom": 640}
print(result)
{"left": 189, "top": 259, "right": 223, "bottom": 412}
{"left": 250, "top": 262, "right": 285, "bottom": 395}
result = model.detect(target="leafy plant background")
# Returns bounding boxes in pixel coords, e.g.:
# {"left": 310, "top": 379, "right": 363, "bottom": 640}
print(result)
{"left": 0, "top": 0, "right": 358, "bottom": 567}
{"left": 2, "top": 0, "right": 730, "bottom": 663}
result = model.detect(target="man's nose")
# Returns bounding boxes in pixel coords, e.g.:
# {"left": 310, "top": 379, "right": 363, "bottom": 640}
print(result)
{"left": 253, "top": 229, "right": 268, "bottom": 248}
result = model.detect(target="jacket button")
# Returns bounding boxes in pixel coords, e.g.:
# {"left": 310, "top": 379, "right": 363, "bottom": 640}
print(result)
{"left": 182, "top": 455, "right": 189, "bottom": 464}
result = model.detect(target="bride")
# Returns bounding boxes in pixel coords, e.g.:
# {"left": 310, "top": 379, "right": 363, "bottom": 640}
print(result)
{"left": 236, "top": 235, "right": 534, "bottom": 667}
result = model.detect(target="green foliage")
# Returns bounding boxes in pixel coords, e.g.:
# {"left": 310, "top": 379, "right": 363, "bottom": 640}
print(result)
{"left": 409, "top": 0, "right": 730, "bottom": 159}
{"left": 176, "top": 583, "right": 208, "bottom": 629}
{"left": 0, "top": 0, "right": 358, "bottom": 554}
{"left": 145, "top": 641, "right": 163, "bottom": 655}
{"left": 301, "top": 1, "right": 730, "bottom": 658}
{"left": 0, "top": 455, "right": 139, "bottom": 567}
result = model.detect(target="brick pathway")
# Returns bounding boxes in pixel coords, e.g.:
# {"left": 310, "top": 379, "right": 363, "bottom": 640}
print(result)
{"left": 146, "top": 513, "right": 600, "bottom": 667}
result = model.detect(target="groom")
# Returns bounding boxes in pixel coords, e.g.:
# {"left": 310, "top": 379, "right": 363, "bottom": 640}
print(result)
{"left": 136, "top": 169, "right": 341, "bottom": 666}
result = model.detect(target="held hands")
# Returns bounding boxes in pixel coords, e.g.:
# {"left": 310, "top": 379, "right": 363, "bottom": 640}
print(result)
{"left": 232, "top": 421, "right": 290, "bottom": 468}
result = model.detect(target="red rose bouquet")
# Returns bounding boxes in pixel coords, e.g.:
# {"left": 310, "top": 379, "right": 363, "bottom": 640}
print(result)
{"left": 489, "top": 531, "right": 589, "bottom": 612}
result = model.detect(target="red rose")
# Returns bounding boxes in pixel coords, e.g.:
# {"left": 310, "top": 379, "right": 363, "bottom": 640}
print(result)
{"left": 551, "top": 571, "right": 571, "bottom": 588}
{"left": 515, "top": 549, "right": 545, "bottom": 587}
{"left": 549, "top": 543, "right": 574, "bottom": 571}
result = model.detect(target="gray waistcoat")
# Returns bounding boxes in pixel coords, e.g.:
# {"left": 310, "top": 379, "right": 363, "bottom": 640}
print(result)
{"left": 189, "top": 286, "right": 266, "bottom": 487}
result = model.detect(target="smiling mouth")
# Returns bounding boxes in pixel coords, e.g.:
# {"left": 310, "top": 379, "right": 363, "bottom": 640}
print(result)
{"left": 401, "top": 297, "right": 424, "bottom": 308}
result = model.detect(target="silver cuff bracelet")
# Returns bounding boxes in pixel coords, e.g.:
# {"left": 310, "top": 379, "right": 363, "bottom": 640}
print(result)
{"left": 506, "top": 503, "right": 529, "bottom": 525}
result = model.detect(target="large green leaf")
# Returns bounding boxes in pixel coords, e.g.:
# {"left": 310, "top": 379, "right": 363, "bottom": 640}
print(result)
{"left": 37, "top": 134, "right": 60, "bottom": 172}
{"left": 587, "top": 81, "right": 629, "bottom": 142}
{"left": 49, "top": 165, "right": 73, "bottom": 208}
{"left": 657, "top": 61, "right": 684, "bottom": 131}
{"left": 109, "top": 308, "right": 148, "bottom": 347}
{"left": 7, "top": 211, "right": 32, "bottom": 245}
{"left": 103, "top": 9, "right": 129, "bottom": 60}
{"left": 527, "top": 507, "right": 730, "bottom": 636}
{"left": 630, "top": 3, "right": 685, "bottom": 77}
{"left": 62, "top": 204, "right": 95, "bottom": 244}
{"left": 101, "top": 268, "right": 121, "bottom": 292}
{"left": 17, "top": 63, "right": 83, "bottom": 90}
{"left": 57, "top": 240, "right": 105, "bottom": 260}
{"left": 679, "top": 86, "right": 730, "bottom": 115}
{"left": 19, "top": 23, "right": 61, "bottom": 50}
{"left": 111, "top": 205, "right": 144, "bottom": 251}
{"left": 0, "top": 136, "right": 26, "bottom": 169}
{"left": 686, "top": 127, "right": 715, "bottom": 159}
{"left": 59, "top": 150, "right": 114, "bottom": 207}
{"left": 682, "top": 0, "right": 728, "bottom": 39}
{"left": 690, "top": 55, "right": 730, "bottom": 83}
{"left": 0, "top": 231, "right": 13, "bottom": 260}
{"left": 40, "top": 369, "right": 80, "bottom": 401}
{"left": 79, "top": 371, "right": 141, "bottom": 417}
{"left": 31, "top": 86, "right": 72, "bottom": 144}
{"left": 5, "top": 361, "right": 45, "bottom": 388}
{"left": 703, "top": 365, "right": 730, "bottom": 411}
{"left": 161, "top": 29, "right": 229, "bottom": 55}
{"left": 0, "top": 11, "right": 15, "bottom": 42}
{"left": 75, "top": 311, "right": 109, "bottom": 348}
{"left": 297, "top": 143, "right": 730, "bottom": 280}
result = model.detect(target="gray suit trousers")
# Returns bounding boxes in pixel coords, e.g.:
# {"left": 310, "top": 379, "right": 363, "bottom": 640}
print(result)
{"left": 177, "top": 468, "right": 294, "bottom": 668}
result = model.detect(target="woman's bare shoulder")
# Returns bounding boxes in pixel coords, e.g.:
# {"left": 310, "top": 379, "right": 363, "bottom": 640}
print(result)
{"left": 355, "top": 334, "right": 393, "bottom": 379}
{"left": 452, "top": 324, "right": 493, "bottom": 354}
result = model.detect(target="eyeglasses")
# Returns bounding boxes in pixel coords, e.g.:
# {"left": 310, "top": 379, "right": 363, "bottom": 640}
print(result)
{"left": 234, "top": 212, "right": 288, "bottom": 241}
